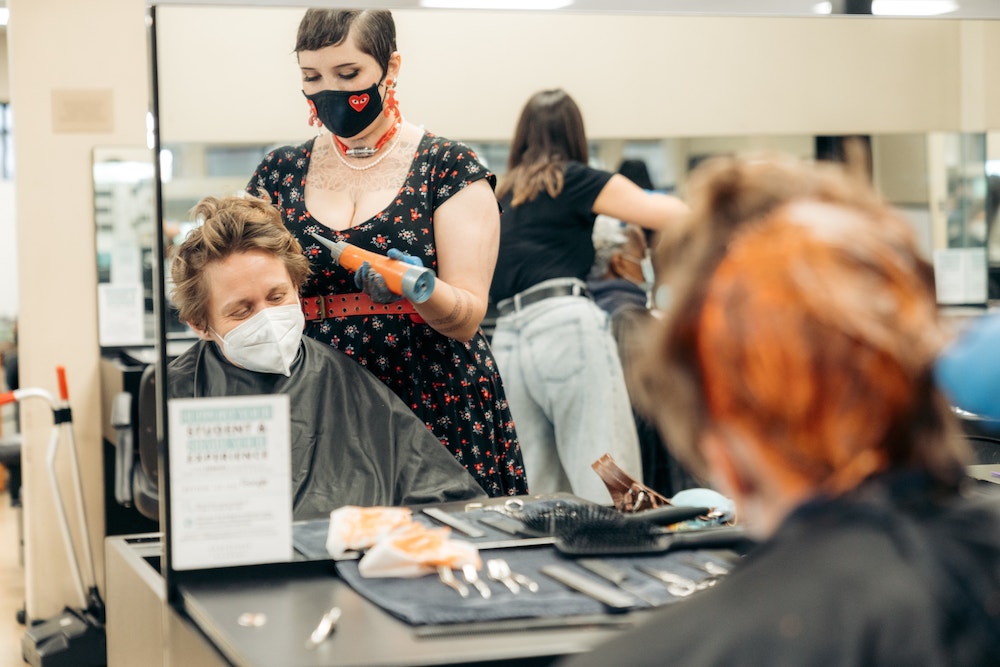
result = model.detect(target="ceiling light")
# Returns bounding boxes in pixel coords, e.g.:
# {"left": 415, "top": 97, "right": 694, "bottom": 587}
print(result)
{"left": 813, "top": 2, "right": 833, "bottom": 13}
{"left": 0, "top": 9, "right": 9, "bottom": 26}
{"left": 419, "top": 0, "right": 573, "bottom": 9}
{"left": 871, "top": 0, "right": 958, "bottom": 16}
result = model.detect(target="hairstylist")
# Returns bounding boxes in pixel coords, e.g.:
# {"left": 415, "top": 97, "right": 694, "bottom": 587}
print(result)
{"left": 246, "top": 9, "right": 526, "bottom": 497}
{"left": 489, "top": 89, "right": 688, "bottom": 503}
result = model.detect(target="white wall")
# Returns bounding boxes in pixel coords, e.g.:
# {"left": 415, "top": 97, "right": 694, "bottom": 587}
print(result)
{"left": 8, "top": 0, "right": 148, "bottom": 620}
{"left": 156, "top": 9, "right": 995, "bottom": 145}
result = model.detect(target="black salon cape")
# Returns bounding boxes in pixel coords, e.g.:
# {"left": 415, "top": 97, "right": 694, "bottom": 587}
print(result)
{"left": 559, "top": 471, "right": 1000, "bottom": 667}
{"left": 168, "top": 337, "right": 486, "bottom": 520}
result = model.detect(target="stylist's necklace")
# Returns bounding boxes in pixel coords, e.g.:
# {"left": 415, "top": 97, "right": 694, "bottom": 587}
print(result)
{"left": 327, "top": 117, "right": 403, "bottom": 172}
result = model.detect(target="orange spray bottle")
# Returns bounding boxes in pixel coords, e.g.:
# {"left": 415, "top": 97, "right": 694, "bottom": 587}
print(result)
{"left": 309, "top": 233, "right": 436, "bottom": 303}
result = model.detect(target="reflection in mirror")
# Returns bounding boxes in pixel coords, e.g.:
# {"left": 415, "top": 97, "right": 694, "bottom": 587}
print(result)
{"left": 985, "top": 132, "right": 1000, "bottom": 298}
{"left": 93, "top": 147, "right": 157, "bottom": 348}
{"left": 932, "top": 133, "right": 990, "bottom": 305}
{"left": 94, "top": 146, "right": 199, "bottom": 348}
{"left": 160, "top": 131, "right": 970, "bottom": 263}
{"left": 151, "top": 4, "right": 999, "bottom": 576}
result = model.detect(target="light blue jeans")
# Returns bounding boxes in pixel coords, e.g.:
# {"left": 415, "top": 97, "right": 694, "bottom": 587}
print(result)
{"left": 491, "top": 291, "right": 642, "bottom": 504}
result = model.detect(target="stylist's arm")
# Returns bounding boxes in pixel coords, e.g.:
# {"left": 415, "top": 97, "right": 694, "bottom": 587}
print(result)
{"left": 593, "top": 173, "right": 689, "bottom": 232}
{"left": 414, "top": 178, "right": 499, "bottom": 342}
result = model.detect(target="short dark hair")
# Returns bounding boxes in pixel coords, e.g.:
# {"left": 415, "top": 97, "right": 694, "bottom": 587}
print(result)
{"left": 618, "top": 159, "right": 654, "bottom": 191}
{"left": 295, "top": 9, "right": 396, "bottom": 76}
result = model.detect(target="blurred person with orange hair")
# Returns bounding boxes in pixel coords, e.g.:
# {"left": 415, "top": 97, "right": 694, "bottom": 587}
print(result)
{"left": 560, "top": 155, "right": 1000, "bottom": 667}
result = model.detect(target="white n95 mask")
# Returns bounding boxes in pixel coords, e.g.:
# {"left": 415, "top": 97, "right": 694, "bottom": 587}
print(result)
{"left": 213, "top": 303, "right": 304, "bottom": 376}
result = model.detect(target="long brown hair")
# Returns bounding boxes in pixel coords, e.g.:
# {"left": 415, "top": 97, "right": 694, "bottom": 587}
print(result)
{"left": 496, "top": 89, "right": 589, "bottom": 206}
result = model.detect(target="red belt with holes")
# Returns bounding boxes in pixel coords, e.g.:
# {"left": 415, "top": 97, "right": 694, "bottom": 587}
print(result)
{"left": 301, "top": 292, "right": 425, "bottom": 323}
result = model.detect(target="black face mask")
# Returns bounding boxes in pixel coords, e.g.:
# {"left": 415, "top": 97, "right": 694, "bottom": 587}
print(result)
{"left": 304, "top": 82, "right": 383, "bottom": 139}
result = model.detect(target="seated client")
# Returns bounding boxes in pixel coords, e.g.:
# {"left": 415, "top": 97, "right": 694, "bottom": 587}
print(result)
{"left": 560, "top": 155, "right": 1000, "bottom": 666}
{"left": 168, "top": 194, "right": 486, "bottom": 520}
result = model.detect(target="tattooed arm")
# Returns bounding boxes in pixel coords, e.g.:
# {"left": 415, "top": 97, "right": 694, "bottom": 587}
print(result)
{"left": 414, "top": 178, "right": 498, "bottom": 342}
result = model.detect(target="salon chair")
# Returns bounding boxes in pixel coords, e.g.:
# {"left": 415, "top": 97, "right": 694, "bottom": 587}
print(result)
{"left": 0, "top": 347, "right": 20, "bottom": 506}
{"left": 965, "top": 434, "right": 1000, "bottom": 465}
{"left": 0, "top": 434, "right": 21, "bottom": 507}
{"left": 110, "top": 364, "right": 159, "bottom": 522}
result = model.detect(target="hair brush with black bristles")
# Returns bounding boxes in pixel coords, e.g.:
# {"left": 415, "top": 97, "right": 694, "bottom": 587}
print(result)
{"left": 554, "top": 523, "right": 753, "bottom": 557}
{"left": 512, "top": 501, "right": 713, "bottom": 538}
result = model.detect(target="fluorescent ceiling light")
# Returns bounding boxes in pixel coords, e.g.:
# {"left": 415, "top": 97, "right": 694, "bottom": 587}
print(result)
{"left": 0, "top": 9, "right": 9, "bottom": 26}
{"left": 871, "top": 0, "right": 958, "bottom": 16}
{"left": 812, "top": 1, "right": 833, "bottom": 13}
{"left": 93, "top": 161, "right": 155, "bottom": 184}
{"left": 419, "top": 0, "right": 573, "bottom": 9}
{"left": 159, "top": 149, "right": 174, "bottom": 183}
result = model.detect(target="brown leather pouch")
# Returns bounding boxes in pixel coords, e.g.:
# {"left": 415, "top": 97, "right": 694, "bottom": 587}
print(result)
{"left": 591, "top": 453, "right": 671, "bottom": 512}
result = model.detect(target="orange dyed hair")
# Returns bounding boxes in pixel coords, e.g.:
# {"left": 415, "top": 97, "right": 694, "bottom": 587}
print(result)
{"left": 634, "top": 155, "right": 966, "bottom": 489}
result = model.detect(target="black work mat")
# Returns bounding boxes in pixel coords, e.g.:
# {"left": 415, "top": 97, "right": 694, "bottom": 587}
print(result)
{"left": 334, "top": 544, "right": 736, "bottom": 626}
{"left": 293, "top": 519, "right": 336, "bottom": 560}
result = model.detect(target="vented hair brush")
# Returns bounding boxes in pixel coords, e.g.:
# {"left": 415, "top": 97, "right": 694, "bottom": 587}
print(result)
{"left": 513, "top": 501, "right": 713, "bottom": 538}
{"left": 554, "top": 523, "right": 753, "bottom": 557}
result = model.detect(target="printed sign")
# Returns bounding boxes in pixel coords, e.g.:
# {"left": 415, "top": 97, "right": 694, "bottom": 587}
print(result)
{"left": 934, "top": 247, "right": 988, "bottom": 305}
{"left": 168, "top": 394, "right": 292, "bottom": 570}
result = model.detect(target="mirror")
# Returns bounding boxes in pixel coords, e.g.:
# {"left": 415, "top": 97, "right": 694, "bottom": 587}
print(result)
{"left": 148, "top": 3, "right": 1000, "bottom": 581}
{"left": 94, "top": 145, "right": 199, "bottom": 349}
{"left": 93, "top": 146, "right": 157, "bottom": 348}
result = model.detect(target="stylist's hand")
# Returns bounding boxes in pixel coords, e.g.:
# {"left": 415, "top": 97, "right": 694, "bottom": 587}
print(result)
{"left": 354, "top": 248, "right": 425, "bottom": 304}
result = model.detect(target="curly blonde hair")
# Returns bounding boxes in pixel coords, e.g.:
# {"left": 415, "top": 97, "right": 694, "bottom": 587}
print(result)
{"left": 170, "top": 193, "right": 310, "bottom": 332}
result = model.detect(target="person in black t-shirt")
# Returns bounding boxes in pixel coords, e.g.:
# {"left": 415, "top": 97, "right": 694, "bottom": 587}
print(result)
{"left": 489, "top": 88, "right": 688, "bottom": 504}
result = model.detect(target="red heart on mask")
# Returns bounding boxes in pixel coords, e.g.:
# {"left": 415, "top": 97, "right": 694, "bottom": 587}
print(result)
{"left": 349, "top": 94, "right": 370, "bottom": 112}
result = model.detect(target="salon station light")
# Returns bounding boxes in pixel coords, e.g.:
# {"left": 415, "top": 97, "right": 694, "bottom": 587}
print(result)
{"left": 813, "top": 0, "right": 958, "bottom": 15}
{"left": 415, "top": 0, "right": 970, "bottom": 17}
{"left": 871, "top": 0, "right": 958, "bottom": 15}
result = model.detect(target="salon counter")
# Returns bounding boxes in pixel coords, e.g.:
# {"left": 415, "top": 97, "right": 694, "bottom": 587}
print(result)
{"left": 106, "top": 532, "right": 651, "bottom": 667}
{"left": 179, "top": 560, "right": 638, "bottom": 667}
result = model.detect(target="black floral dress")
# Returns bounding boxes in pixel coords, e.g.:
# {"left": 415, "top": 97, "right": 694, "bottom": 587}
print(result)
{"left": 247, "top": 133, "right": 527, "bottom": 497}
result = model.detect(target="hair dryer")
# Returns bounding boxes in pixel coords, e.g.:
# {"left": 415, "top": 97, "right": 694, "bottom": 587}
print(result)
{"left": 309, "top": 233, "right": 436, "bottom": 303}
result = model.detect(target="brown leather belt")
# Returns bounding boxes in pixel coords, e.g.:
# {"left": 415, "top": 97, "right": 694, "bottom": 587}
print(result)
{"left": 301, "top": 292, "right": 425, "bottom": 322}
